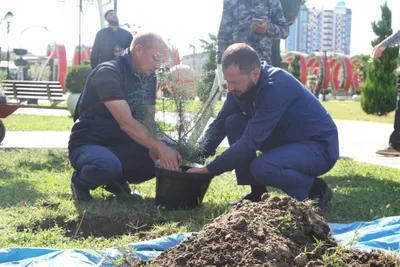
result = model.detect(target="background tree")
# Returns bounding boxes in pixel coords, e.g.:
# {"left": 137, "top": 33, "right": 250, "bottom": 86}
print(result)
{"left": 196, "top": 33, "right": 217, "bottom": 102}
{"left": 361, "top": 2, "right": 399, "bottom": 116}
{"left": 288, "top": 54, "right": 301, "bottom": 82}
{"left": 354, "top": 54, "right": 371, "bottom": 84}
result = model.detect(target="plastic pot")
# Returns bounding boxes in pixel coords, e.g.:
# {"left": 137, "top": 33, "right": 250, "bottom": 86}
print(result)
{"left": 154, "top": 161, "right": 214, "bottom": 210}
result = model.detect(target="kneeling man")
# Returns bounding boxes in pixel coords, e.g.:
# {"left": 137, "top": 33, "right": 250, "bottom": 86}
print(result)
{"left": 68, "top": 32, "right": 181, "bottom": 201}
{"left": 188, "top": 43, "right": 339, "bottom": 212}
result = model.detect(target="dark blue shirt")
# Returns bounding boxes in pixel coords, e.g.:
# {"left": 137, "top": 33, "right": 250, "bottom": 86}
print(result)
{"left": 68, "top": 49, "right": 157, "bottom": 150}
{"left": 205, "top": 63, "right": 339, "bottom": 175}
{"left": 90, "top": 27, "right": 133, "bottom": 69}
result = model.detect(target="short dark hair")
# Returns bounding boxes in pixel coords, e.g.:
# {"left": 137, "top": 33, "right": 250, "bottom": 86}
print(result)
{"left": 221, "top": 43, "right": 261, "bottom": 75}
{"left": 130, "top": 32, "right": 167, "bottom": 50}
{"left": 104, "top": 9, "right": 115, "bottom": 18}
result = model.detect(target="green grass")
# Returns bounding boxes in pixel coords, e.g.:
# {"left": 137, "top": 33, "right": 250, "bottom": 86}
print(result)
{"left": 2, "top": 114, "right": 74, "bottom": 131}
{"left": 2, "top": 115, "right": 176, "bottom": 132}
{"left": 323, "top": 100, "right": 395, "bottom": 124}
{"left": 2, "top": 100, "right": 394, "bottom": 132}
{"left": 155, "top": 99, "right": 395, "bottom": 124}
{"left": 0, "top": 148, "right": 399, "bottom": 251}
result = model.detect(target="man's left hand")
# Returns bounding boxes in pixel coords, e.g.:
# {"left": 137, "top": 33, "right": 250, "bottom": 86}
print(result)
{"left": 186, "top": 166, "right": 210, "bottom": 174}
{"left": 251, "top": 21, "right": 268, "bottom": 34}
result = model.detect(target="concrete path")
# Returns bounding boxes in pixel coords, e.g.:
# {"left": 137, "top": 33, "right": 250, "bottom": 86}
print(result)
{"left": 1, "top": 131, "right": 71, "bottom": 148}
{"left": 3, "top": 107, "right": 400, "bottom": 169}
{"left": 336, "top": 120, "right": 399, "bottom": 169}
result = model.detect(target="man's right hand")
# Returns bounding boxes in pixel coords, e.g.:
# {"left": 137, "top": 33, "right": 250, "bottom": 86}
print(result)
{"left": 372, "top": 44, "right": 386, "bottom": 58}
{"left": 157, "top": 143, "right": 182, "bottom": 171}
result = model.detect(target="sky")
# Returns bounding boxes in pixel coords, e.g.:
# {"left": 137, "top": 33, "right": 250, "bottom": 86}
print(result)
{"left": 0, "top": 0, "right": 399, "bottom": 62}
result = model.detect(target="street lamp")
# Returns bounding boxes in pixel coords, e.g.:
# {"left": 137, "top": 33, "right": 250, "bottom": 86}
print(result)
{"left": 5, "top": 11, "right": 14, "bottom": 79}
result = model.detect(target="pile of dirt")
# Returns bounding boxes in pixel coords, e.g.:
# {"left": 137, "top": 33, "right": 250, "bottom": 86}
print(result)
{"left": 133, "top": 193, "right": 399, "bottom": 267}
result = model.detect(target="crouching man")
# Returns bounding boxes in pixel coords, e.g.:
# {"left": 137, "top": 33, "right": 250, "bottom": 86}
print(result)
{"left": 188, "top": 43, "right": 339, "bottom": 212}
{"left": 68, "top": 32, "right": 181, "bottom": 202}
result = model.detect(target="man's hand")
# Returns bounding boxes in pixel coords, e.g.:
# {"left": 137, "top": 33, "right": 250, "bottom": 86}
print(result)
{"left": 157, "top": 143, "right": 182, "bottom": 171}
{"left": 251, "top": 21, "right": 268, "bottom": 34}
{"left": 148, "top": 149, "right": 158, "bottom": 161}
{"left": 372, "top": 44, "right": 386, "bottom": 58}
{"left": 186, "top": 166, "right": 210, "bottom": 174}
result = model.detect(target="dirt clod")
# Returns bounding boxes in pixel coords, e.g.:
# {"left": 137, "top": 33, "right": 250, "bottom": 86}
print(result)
{"left": 294, "top": 253, "right": 307, "bottom": 266}
{"left": 134, "top": 194, "right": 400, "bottom": 267}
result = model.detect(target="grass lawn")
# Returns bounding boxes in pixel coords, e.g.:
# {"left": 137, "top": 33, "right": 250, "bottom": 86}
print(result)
{"left": 1, "top": 115, "right": 175, "bottom": 132}
{"left": 323, "top": 100, "right": 395, "bottom": 124}
{"left": 2, "top": 100, "right": 394, "bottom": 132}
{"left": 0, "top": 148, "right": 399, "bottom": 251}
{"left": 1, "top": 114, "right": 73, "bottom": 131}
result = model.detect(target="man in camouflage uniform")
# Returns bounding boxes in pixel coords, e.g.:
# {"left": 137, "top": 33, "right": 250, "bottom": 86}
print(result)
{"left": 216, "top": 0, "right": 289, "bottom": 65}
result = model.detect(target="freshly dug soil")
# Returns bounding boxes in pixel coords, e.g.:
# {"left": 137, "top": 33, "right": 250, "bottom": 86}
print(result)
{"left": 133, "top": 194, "right": 400, "bottom": 267}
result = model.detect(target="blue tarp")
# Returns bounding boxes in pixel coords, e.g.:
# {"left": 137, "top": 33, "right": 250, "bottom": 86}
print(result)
{"left": 329, "top": 216, "right": 400, "bottom": 252}
{"left": 2, "top": 217, "right": 400, "bottom": 266}
{"left": 0, "top": 233, "right": 191, "bottom": 267}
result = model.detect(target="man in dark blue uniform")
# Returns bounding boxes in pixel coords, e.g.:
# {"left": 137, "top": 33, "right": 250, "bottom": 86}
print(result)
{"left": 188, "top": 43, "right": 339, "bottom": 212}
{"left": 69, "top": 32, "right": 181, "bottom": 202}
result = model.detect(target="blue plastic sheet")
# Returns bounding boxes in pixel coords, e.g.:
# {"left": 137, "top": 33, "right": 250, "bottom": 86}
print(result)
{"left": 329, "top": 216, "right": 400, "bottom": 252}
{"left": 2, "top": 217, "right": 400, "bottom": 266}
{"left": 0, "top": 233, "right": 191, "bottom": 266}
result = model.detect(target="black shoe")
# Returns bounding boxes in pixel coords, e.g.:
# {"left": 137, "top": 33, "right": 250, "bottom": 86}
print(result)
{"left": 71, "top": 182, "right": 93, "bottom": 202}
{"left": 104, "top": 181, "right": 143, "bottom": 201}
{"left": 104, "top": 180, "right": 132, "bottom": 195}
{"left": 229, "top": 186, "right": 267, "bottom": 206}
{"left": 308, "top": 178, "right": 333, "bottom": 214}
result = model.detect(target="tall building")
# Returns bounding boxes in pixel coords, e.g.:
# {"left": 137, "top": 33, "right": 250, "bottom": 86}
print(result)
{"left": 181, "top": 52, "right": 209, "bottom": 77}
{"left": 285, "top": 1, "right": 352, "bottom": 55}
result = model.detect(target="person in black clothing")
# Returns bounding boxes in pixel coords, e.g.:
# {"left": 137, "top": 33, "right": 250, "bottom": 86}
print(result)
{"left": 90, "top": 9, "right": 133, "bottom": 69}
{"left": 373, "top": 29, "right": 400, "bottom": 156}
{"left": 69, "top": 32, "right": 182, "bottom": 202}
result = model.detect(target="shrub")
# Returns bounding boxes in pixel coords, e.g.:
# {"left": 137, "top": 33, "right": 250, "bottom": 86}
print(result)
{"left": 288, "top": 54, "right": 301, "bottom": 82}
{"left": 65, "top": 64, "right": 92, "bottom": 94}
{"left": 361, "top": 2, "right": 399, "bottom": 116}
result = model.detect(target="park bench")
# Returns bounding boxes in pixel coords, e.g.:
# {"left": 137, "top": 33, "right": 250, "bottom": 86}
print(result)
{"left": 1, "top": 80, "right": 66, "bottom": 106}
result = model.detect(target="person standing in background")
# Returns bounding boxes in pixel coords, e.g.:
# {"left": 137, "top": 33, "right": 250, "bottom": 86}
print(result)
{"left": 216, "top": 0, "right": 289, "bottom": 65}
{"left": 373, "top": 29, "right": 400, "bottom": 156}
{"left": 90, "top": 9, "right": 133, "bottom": 69}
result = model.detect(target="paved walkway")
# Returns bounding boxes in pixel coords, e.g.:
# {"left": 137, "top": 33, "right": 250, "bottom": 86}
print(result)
{"left": 2, "top": 108, "right": 400, "bottom": 169}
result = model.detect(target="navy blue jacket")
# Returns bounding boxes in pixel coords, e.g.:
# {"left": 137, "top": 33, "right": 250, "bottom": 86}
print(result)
{"left": 69, "top": 49, "right": 157, "bottom": 150}
{"left": 204, "top": 63, "right": 339, "bottom": 175}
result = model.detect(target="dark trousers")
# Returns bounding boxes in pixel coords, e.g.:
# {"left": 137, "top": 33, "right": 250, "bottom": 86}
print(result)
{"left": 389, "top": 74, "right": 400, "bottom": 150}
{"left": 225, "top": 113, "right": 338, "bottom": 201}
{"left": 69, "top": 142, "right": 155, "bottom": 190}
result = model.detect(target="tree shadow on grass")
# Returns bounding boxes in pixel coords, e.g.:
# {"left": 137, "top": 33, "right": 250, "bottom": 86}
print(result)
{"left": 68, "top": 194, "right": 230, "bottom": 239}
{"left": 324, "top": 174, "right": 400, "bottom": 224}
{"left": 17, "top": 150, "right": 69, "bottom": 173}
{"left": 0, "top": 179, "right": 43, "bottom": 208}
{"left": 0, "top": 169, "right": 15, "bottom": 179}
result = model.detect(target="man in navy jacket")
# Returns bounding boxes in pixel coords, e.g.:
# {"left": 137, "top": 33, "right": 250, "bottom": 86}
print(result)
{"left": 188, "top": 43, "right": 339, "bottom": 212}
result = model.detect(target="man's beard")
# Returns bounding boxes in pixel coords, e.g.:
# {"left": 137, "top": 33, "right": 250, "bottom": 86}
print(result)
{"left": 233, "top": 79, "right": 256, "bottom": 100}
{"left": 108, "top": 19, "right": 119, "bottom": 26}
